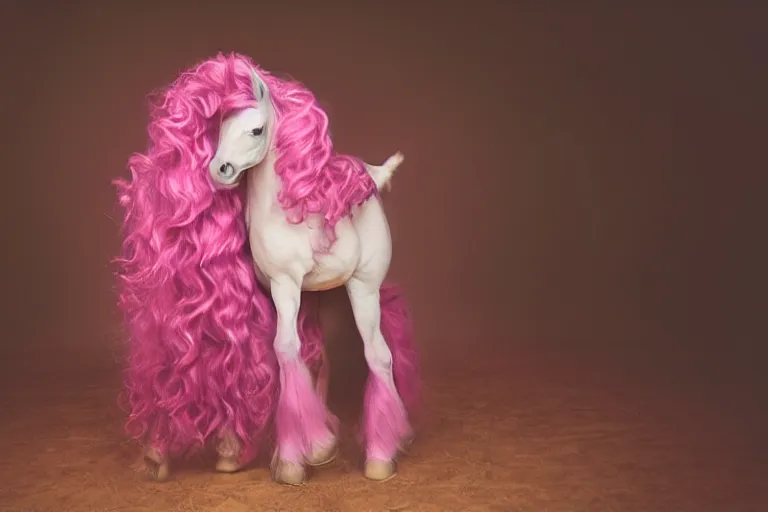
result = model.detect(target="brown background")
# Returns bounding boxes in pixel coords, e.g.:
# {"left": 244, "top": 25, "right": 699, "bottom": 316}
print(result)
{"left": 3, "top": 2, "right": 765, "bottom": 380}
{"left": 1, "top": 3, "right": 768, "bottom": 510}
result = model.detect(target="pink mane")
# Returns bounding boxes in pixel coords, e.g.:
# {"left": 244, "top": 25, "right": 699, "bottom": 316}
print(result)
{"left": 259, "top": 61, "right": 378, "bottom": 244}
{"left": 114, "top": 54, "right": 280, "bottom": 456}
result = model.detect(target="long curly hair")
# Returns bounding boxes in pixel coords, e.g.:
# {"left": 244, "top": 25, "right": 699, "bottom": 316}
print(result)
{"left": 265, "top": 61, "right": 378, "bottom": 248}
{"left": 113, "top": 52, "right": 372, "bottom": 457}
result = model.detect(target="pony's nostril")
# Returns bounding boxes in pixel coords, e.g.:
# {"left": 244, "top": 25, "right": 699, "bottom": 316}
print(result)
{"left": 218, "top": 163, "right": 235, "bottom": 178}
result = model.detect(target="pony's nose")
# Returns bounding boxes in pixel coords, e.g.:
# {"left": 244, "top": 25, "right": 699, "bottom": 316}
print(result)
{"left": 218, "top": 163, "right": 235, "bottom": 178}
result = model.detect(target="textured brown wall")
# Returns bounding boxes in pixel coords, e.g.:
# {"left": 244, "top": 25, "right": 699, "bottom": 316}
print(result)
{"left": 1, "top": 4, "right": 765, "bottom": 374}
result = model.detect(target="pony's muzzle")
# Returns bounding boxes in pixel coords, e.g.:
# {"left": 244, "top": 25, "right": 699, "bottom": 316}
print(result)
{"left": 218, "top": 162, "right": 235, "bottom": 179}
{"left": 209, "top": 160, "right": 244, "bottom": 189}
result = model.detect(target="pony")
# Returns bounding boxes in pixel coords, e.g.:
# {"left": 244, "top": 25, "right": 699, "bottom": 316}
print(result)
{"left": 114, "top": 52, "right": 420, "bottom": 485}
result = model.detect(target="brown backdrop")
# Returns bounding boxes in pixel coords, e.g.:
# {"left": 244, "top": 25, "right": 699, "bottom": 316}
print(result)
{"left": 1, "top": 4, "right": 766, "bottom": 387}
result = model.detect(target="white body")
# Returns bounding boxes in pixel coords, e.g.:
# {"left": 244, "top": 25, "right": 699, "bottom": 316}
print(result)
{"left": 242, "top": 148, "right": 403, "bottom": 379}
{"left": 245, "top": 150, "right": 396, "bottom": 294}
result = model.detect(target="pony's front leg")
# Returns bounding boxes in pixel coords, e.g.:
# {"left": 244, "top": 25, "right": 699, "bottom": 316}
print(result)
{"left": 346, "top": 278, "right": 412, "bottom": 482}
{"left": 270, "top": 276, "right": 335, "bottom": 485}
{"left": 142, "top": 443, "right": 170, "bottom": 482}
{"left": 215, "top": 430, "right": 244, "bottom": 473}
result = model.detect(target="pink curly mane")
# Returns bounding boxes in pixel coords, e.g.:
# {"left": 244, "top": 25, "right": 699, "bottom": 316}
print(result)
{"left": 261, "top": 62, "right": 378, "bottom": 243}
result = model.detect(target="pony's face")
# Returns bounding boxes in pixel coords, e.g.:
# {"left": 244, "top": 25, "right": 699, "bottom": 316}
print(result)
{"left": 209, "top": 69, "right": 272, "bottom": 189}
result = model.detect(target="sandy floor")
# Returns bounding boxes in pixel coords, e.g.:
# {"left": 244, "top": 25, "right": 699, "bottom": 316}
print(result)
{"left": 0, "top": 339, "right": 766, "bottom": 512}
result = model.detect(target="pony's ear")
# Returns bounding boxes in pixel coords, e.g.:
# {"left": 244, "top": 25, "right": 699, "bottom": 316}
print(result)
{"left": 250, "top": 67, "right": 269, "bottom": 104}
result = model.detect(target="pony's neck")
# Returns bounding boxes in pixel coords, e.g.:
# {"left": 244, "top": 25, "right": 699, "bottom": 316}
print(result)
{"left": 245, "top": 149, "right": 280, "bottom": 210}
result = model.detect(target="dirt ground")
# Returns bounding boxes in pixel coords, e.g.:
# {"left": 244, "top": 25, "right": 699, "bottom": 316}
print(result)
{"left": 0, "top": 337, "right": 766, "bottom": 512}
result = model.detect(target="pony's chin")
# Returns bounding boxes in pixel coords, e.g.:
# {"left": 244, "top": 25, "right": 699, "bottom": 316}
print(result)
{"left": 213, "top": 180, "right": 242, "bottom": 191}
{"left": 211, "top": 170, "right": 248, "bottom": 191}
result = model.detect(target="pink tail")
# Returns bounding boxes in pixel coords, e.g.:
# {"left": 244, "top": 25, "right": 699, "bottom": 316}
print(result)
{"left": 297, "top": 293, "right": 324, "bottom": 372}
{"left": 379, "top": 283, "right": 421, "bottom": 414}
{"left": 362, "top": 282, "right": 421, "bottom": 461}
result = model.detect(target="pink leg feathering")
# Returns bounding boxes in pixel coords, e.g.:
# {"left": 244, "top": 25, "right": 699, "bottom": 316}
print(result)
{"left": 350, "top": 281, "right": 421, "bottom": 481}
{"left": 271, "top": 287, "right": 336, "bottom": 485}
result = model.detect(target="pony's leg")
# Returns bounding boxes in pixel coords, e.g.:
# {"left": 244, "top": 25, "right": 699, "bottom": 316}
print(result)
{"left": 215, "top": 430, "right": 243, "bottom": 473}
{"left": 299, "top": 291, "right": 331, "bottom": 407}
{"left": 142, "top": 444, "right": 170, "bottom": 481}
{"left": 140, "top": 426, "right": 170, "bottom": 481}
{"left": 301, "top": 293, "right": 336, "bottom": 466}
{"left": 346, "top": 278, "right": 412, "bottom": 482}
{"left": 270, "top": 276, "right": 335, "bottom": 485}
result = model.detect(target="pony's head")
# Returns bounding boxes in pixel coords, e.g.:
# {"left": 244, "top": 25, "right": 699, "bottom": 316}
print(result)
{"left": 208, "top": 67, "right": 273, "bottom": 189}
{"left": 130, "top": 51, "right": 377, "bottom": 247}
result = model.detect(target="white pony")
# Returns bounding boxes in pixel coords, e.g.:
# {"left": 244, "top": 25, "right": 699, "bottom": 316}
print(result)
{"left": 207, "top": 67, "right": 417, "bottom": 484}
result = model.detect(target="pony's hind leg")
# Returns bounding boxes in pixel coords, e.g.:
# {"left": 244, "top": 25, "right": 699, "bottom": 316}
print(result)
{"left": 346, "top": 277, "right": 412, "bottom": 482}
{"left": 270, "top": 276, "right": 335, "bottom": 485}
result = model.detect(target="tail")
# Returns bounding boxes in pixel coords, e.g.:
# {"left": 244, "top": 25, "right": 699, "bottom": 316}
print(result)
{"left": 295, "top": 285, "right": 419, "bottom": 413}
{"left": 297, "top": 292, "right": 324, "bottom": 372}
{"left": 366, "top": 152, "right": 404, "bottom": 193}
{"left": 379, "top": 282, "right": 421, "bottom": 415}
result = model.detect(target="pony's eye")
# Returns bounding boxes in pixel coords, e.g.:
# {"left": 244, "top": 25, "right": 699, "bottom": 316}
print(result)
{"left": 251, "top": 127, "right": 264, "bottom": 136}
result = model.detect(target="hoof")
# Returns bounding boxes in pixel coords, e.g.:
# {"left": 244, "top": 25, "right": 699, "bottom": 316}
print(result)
{"left": 142, "top": 447, "right": 169, "bottom": 482}
{"left": 215, "top": 455, "right": 243, "bottom": 473}
{"left": 271, "top": 454, "right": 306, "bottom": 486}
{"left": 364, "top": 459, "right": 396, "bottom": 482}
{"left": 215, "top": 431, "right": 244, "bottom": 473}
{"left": 307, "top": 439, "right": 338, "bottom": 467}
